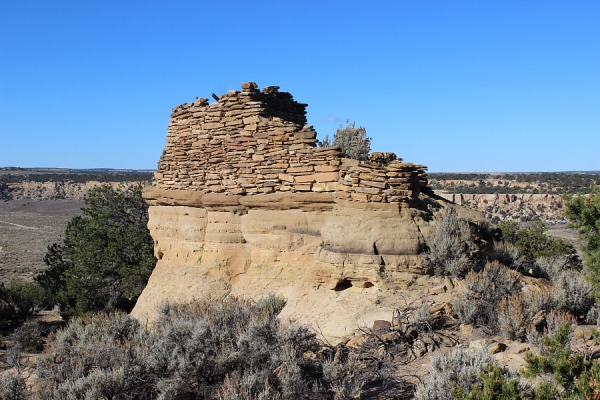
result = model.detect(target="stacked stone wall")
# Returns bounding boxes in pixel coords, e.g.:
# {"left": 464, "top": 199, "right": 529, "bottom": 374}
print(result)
{"left": 155, "top": 82, "right": 429, "bottom": 203}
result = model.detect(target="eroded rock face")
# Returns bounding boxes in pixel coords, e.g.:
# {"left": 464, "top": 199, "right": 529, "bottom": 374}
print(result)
{"left": 132, "top": 83, "right": 480, "bottom": 341}
{"left": 133, "top": 188, "right": 475, "bottom": 340}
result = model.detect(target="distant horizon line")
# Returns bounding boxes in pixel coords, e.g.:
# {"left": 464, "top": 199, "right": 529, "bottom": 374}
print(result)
{"left": 2, "top": 166, "right": 599, "bottom": 175}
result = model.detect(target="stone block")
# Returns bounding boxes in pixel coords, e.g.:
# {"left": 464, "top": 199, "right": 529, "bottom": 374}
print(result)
{"left": 425, "top": 284, "right": 447, "bottom": 295}
{"left": 203, "top": 122, "right": 224, "bottom": 129}
{"left": 372, "top": 320, "right": 391, "bottom": 333}
{"left": 229, "top": 187, "right": 246, "bottom": 195}
{"left": 314, "top": 172, "right": 339, "bottom": 182}
{"left": 294, "top": 184, "right": 312, "bottom": 191}
{"left": 270, "top": 163, "right": 289, "bottom": 168}
{"left": 242, "top": 115, "right": 261, "bottom": 124}
{"left": 294, "top": 174, "right": 316, "bottom": 183}
{"left": 351, "top": 192, "right": 369, "bottom": 202}
{"left": 288, "top": 166, "right": 314, "bottom": 173}
{"left": 354, "top": 186, "right": 381, "bottom": 195}
{"left": 311, "top": 183, "right": 327, "bottom": 192}
{"left": 241, "top": 81, "right": 258, "bottom": 91}
{"left": 361, "top": 180, "right": 387, "bottom": 189}
{"left": 359, "top": 173, "right": 385, "bottom": 180}
{"left": 278, "top": 174, "right": 295, "bottom": 183}
{"left": 265, "top": 149, "right": 287, "bottom": 157}
{"left": 388, "top": 177, "right": 410, "bottom": 184}
{"left": 346, "top": 336, "right": 367, "bottom": 348}
{"left": 293, "top": 131, "right": 317, "bottom": 140}
{"left": 314, "top": 165, "right": 338, "bottom": 172}
{"left": 233, "top": 161, "right": 259, "bottom": 168}
{"left": 207, "top": 184, "right": 225, "bottom": 192}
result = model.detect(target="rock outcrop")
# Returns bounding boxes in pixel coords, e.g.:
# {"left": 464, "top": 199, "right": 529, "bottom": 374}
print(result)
{"left": 0, "top": 181, "right": 112, "bottom": 201}
{"left": 132, "top": 83, "right": 480, "bottom": 340}
{"left": 438, "top": 192, "right": 565, "bottom": 222}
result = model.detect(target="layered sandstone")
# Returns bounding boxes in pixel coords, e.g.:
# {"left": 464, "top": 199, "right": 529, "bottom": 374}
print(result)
{"left": 132, "top": 83, "right": 479, "bottom": 340}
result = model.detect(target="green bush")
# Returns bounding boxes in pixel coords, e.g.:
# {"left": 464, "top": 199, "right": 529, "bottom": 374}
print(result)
{"left": 451, "top": 363, "right": 525, "bottom": 400}
{"left": 565, "top": 187, "right": 600, "bottom": 301}
{"left": 524, "top": 322, "right": 594, "bottom": 398}
{"left": 36, "top": 184, "right": 156, "bottom": 320}
{"left": 0, "top": 281, "right": 45, "bottom": 331}
{"left": 575, "top": 360, "right": 600, "bottom": 399}
{"left": 499, "top": 220, "right": 581, "bottom": 271}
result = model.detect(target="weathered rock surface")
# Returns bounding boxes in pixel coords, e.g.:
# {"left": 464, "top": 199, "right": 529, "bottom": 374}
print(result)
{"left": 134, "top": 189, "right": 478, "bottom": 340}
{"left": 132, "top": 83, "right": 481, "bottom": 341}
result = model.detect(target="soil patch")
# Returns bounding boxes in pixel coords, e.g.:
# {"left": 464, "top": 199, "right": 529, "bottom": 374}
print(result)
{"left": 0, "top": 199, "right": 83, "bottom": 283}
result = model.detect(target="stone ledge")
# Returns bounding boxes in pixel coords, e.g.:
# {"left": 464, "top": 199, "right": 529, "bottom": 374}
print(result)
{"left": 143, "top": 187, "right": 205, "bottom": 207}
{"left": 144, "top": 186, "right": 335, "bottom": 211}
{"left": 239, "top": 192, "right": 335, "bottom": 211}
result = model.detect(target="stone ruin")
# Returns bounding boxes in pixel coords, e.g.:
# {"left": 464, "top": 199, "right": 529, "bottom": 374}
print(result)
{"left": 133, "top": 82, "right": 479, "bottom": 341}
{"left": 155, "top": 81, "right": 430, "bottom": 204}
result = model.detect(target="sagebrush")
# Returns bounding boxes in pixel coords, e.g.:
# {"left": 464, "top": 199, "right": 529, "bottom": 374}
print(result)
{"left": 8, "top": 295, "right": 400, "bottom": 399}
{"left": 424, "top": 209, "right": 476, "bottom": 277}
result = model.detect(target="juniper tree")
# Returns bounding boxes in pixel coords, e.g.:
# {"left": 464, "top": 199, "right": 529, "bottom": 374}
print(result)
{"left": 36, "top": 184, "right": 156, "bottom": 319}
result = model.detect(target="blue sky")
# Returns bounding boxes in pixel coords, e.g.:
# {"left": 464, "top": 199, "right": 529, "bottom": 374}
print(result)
{"left": 1, "top": 1, "right": 598, "bottom": 172}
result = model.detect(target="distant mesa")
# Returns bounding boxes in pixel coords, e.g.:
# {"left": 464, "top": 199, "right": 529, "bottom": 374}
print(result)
{"left": 132, "top": 82, "right": 480, "bottom": 341}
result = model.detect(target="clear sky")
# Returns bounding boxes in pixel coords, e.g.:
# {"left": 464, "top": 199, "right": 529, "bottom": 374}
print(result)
{"left": 1, "top": 1, "right": 598, "bottom": 172}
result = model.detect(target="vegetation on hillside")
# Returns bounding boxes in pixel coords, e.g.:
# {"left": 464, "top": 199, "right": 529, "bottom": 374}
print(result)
{"left": 429, "top": 172, "right": 600, "bottom": 195}
{"left": 0, "top": 170, "right": 153, "bottom": 184}
{"left": 425, "top": 210, "right": 593, "bottom": 333}
{"left": 565, "top": 187, "right": 600, "bottom": 301}
{"left": 0, "top": 281, "right": 44, "bottom": 332}
{"left": 1, "top": 296, "right": 405, "bottom": 399}
{"left": 415, "top": 208, "right": 599, "bottom": 399}
{"left": 436, "top": 324, "right": 600, "bottom": 400}
{"left": 498, "top": 220, "right": 580, "bottom": 270}
{"left": 423, "top": 209, "right": 477, "bottom": 277}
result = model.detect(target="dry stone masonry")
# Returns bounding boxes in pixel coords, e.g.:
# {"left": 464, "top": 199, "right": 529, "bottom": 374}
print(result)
{"left": 155, "top": 82, "right": 430, "bottom": 203}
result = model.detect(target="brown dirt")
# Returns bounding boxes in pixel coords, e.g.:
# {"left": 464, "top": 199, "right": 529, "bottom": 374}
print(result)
{"left": 0, "top": 199, "right": 83, "bottom": 284}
